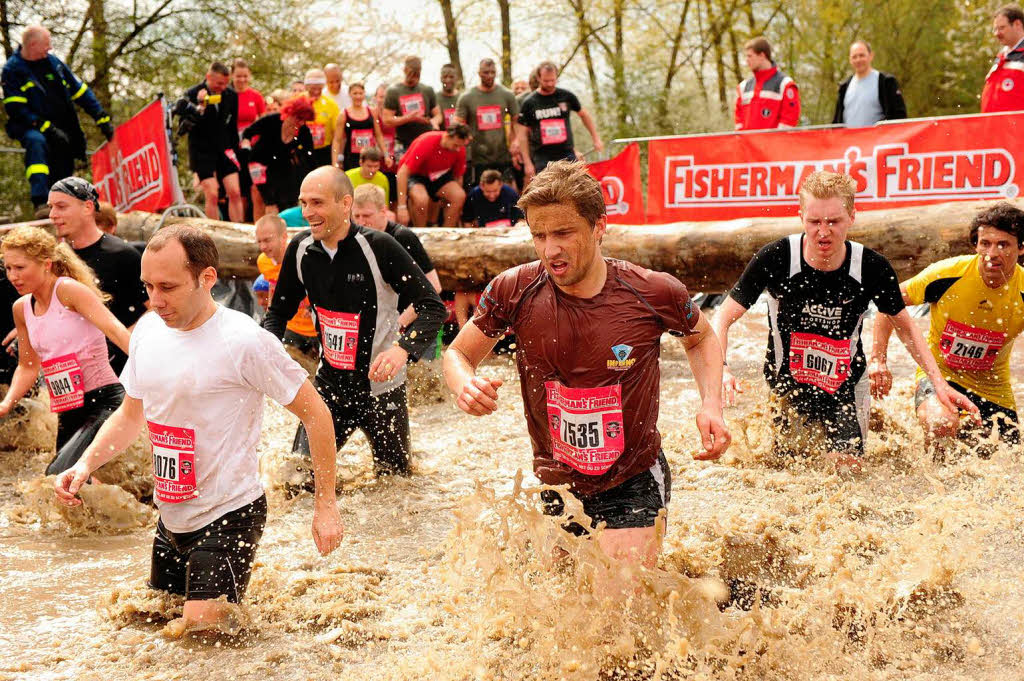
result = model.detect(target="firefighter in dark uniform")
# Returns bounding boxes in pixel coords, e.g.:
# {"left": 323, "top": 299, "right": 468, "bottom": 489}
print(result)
{"left": 2, "top": 26, "right": 113, "bottom": 217}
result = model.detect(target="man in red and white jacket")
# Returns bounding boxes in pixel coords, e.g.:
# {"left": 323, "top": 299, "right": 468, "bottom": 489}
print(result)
{"left": 982, "top": 4, "right": 1024, "bottom": 113}
{"left": 734, "top": 37, "right": 800, "bottom": 131}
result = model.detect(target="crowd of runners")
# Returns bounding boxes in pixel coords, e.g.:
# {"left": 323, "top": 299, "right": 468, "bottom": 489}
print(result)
{"left": 0, "top": 1, "right": 1019, "bottom": 646}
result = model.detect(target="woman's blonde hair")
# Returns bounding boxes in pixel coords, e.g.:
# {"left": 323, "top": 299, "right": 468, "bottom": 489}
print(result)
{"left": 1, "top": 226, "right": 110, "bottom": 303}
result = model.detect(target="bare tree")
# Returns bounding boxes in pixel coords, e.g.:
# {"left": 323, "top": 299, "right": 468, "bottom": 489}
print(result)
{"left": 497, "top": 0, "right": 512, "bottom": 86}
{"left": 437, "top": 0, "right": 465, "bottom": 88}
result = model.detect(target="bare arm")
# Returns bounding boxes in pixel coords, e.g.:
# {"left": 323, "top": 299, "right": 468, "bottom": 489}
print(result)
{"left": 0, "top": 301, "right": 42, "bottom": 417}
{"left": 397, "top": 270, "right": 441, "bottom": 328}
{"left": 576, "top": 108, "right": 603, "bottom": 153}
{"left": 54, "top": 396, "right": 146, "bottom": 505}
{"left": 396, "top": 165, "right": 411, "bottom": 222}
{"left": 868, "top": 283, "right": 913, "bottom": 398}
{"left": 517, "top": 124, "right": 534, "bottom": 181}
{"left": 888, "top": 309, "right": 980, "bottom": 418}
{"left": 284, "top": 380, "right": 343, "bottom": 556}
{"left": 711, "top": 295, "right": 749, "bottom": 406}
{"left": 382, "top": 107, "right": 401, "bottom": 128}
{"left": 679, "top": 313, "right": 730, "bottom": 459}
{"left": 442, "top": 320, "right": 503, "bottom": 415}
{"left": 331, "top": 109, "right": 347, "bottom": 168}
{"left": 429, "top": 105, "right": 442, "bottom": 130}
{"left": 58, "top": 279, "right": 131, "bottom": 355}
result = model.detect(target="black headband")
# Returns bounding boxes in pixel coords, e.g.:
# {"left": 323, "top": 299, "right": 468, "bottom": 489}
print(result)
{"left": 50, "top": 177, "right": 99, "bottom": 205}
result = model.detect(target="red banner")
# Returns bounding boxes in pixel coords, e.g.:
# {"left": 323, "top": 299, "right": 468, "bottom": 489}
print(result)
{"left": 646, "top": 113, "right": 1024, "bottom": 223}
{"left": 587, "top": 142, "right": 643, "bottom": 224}
{"left": 92, "top": 99, "right": 179, "bottom": 212}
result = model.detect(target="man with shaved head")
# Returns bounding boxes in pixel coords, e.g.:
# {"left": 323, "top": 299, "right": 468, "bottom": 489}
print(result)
{"left": 323, "top": 63, "right": 351, "bottom": 110}
{"left": 2, "top": 25, "right": 114, "bottom": 216}
{"left": 263, "top": 166, "right": 445, "bottom": 481}
{"left": 305, "top": 68, "right": 340, "bottom": 167}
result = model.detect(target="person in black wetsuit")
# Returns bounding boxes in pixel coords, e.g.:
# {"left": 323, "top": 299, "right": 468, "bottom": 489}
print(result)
{"left": 263, "top": 166, "right": 445, "bottom": 478}
{"left": 47, "top": 177, "right": 147, "bottom": 374}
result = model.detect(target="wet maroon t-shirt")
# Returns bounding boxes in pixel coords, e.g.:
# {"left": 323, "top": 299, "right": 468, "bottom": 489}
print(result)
{"left": 473, "top": 258, "right": 700, "bottom": 496}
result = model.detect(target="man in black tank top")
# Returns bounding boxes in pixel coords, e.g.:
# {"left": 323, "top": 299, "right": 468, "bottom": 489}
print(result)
{"left": 713, "top": 171, "right": 978, "bottom": 473}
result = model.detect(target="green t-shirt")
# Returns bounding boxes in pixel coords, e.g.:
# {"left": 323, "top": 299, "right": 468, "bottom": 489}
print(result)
{"left": 438, "top": 91, "right": 460, "bottom": 130}
{"left": 346, "top": 167, "right": 391, "bottom": 205}
{"left": 456, "top": 85, "right": 519, "bottom": 165}
{"left": 383, "top": 82, "right": 437, "bottom": 147}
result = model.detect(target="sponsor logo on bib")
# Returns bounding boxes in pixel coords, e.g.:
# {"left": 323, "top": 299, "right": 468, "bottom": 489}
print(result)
{"left": 318, "top": 308, "right": 360, "bottom": 370}
{"left": 938, "top": 319, "right": 1004, "bottom": 371}
{"left": 42, "top": 354, "right": 85, "bottom": 413}
{"left": 545, "top": 381, "right": 625, "bottom": 475}
{"left": 788, "top": 332, "right": 852, "bottom": 394}
{"left": 148, "top": 422, "right": 198, "bottom": 504}
{"left": 476, "top": 105, "right": 503, "bottom": 131}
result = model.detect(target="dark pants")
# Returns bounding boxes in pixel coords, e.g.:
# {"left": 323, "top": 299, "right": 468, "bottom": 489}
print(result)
{"left": 47, "top": 383, "right": 125, "bottom": 475}
{"left": 293, "top": 381, "right": 411, "bottom": 476}
{"left": 21, "top": 129, "right": 75, "bottom": 204}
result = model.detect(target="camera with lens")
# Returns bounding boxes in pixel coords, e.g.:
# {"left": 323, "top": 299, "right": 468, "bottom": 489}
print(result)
{"left": 171, "top": 97, "right": 202, "bottom": 136}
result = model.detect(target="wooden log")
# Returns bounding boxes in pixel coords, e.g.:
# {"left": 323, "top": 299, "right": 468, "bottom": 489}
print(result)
{"left": 115, "top": 198, "right": 1016, "bottom": 292}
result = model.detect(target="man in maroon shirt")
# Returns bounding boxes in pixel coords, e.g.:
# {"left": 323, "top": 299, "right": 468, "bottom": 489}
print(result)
{"left": 443, "top": 160, "right": 730, "bottom": 569}
{"left": 396, "top": 123, "right": 470, "bottom": 227}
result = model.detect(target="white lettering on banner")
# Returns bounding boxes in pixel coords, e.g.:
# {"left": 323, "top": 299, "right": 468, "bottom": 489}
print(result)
{"left": 599, "top": 175, "right": 629, "bottom": 216}
{"left": 663, "top": 145, "right": 1018, "bottom": 209}
{"left": 96, "top": 143, "right": 164, "bottom": 211}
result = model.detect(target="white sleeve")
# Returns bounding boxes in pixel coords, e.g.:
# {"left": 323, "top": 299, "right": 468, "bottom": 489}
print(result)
{"left": 119, "top": 313, "right": 148, "bottom": 399}
{"left": 238, "top": 324, "right": 310, "bottom": 406}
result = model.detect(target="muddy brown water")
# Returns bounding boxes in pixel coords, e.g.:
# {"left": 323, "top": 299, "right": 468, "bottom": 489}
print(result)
{"left": 2, "top": 306, "right": 1024, "bottom": 680}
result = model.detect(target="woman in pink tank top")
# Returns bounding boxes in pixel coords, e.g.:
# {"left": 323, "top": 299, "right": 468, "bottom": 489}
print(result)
{"left": 0, "top": 226, "right": 131, "bottom": 475}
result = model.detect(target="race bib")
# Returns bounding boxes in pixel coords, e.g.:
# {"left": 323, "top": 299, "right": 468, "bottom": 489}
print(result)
{"left": 248, "top": 162, "right": 267, "bottom": 185}
{"left": 939, "top": 319, "right": 1005, "bottom": 371}
{"left": 224, "top": 148, "right": 240, "bottom": 168}
{"left": 443, "top": 107, "right": 456, "bottom": 128}
{"left": 545, "top": 381, "right": 625, "bottom": 476}
{"left": 351, "top": 128, "right": 374, "bottom": 151}
{"left": 308, "top": 123, "right": 326, "bottom": 147}
{"left": 148, "top": 422, "right": 198, "bottom": 504}
{"left": 476, "top": 105, "right": 503, "bottom": 131}
{"left": 539, "top": 118, "right": 568, "bottom": 146}
{"left": 42, "top": 354, "right": 84, "bottom": 413}
{"left": 319, "top": 308, "right": 360, "bottom": 370}
{"left": 382, "top": 130, "right": 396, "bottom": 155}
{"left": 788, "top": 332, "right": 852, "bottom": 394}
{"left": 428, "top": 168, "right": 449, "bottom": 182}
{"left": 484, "top": 218, "right": 512, "bottom": 228}
{"left": 399, "top": 93, "right": 426, "bottom": 116}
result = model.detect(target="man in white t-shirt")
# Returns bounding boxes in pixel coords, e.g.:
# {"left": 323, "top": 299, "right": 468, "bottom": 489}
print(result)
{"left": 324, "top": 62, "right": 352, "bottom": 111}
{"left": 54, "top": 224, "right": 343, "bottom": 634}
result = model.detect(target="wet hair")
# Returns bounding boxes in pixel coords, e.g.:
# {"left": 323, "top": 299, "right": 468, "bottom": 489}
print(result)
{"left": 359, "top": 147, "right": 383, "bottom": 163}
{"left": 96, "top": 202, "right": 117, "bottom": 232}
{"left": 970, "top": 202, "right": 1024, "bottom": 245}
{"left": 996, "top": 4, "right": 1024, "bottom": 25}
{"left": 255, "top": 213, "right": 287, "bottom": 236}
{"left": 209, "top": 61, "right": 230, "bottom": 76}
{"left": 146, "top": 224, "right": 219, "bottom": 282}
{"left": 353, "top": 183, "right": 387, "bottom": 209}
{"left": 280, "top": 95, "right": 316, "bottom": 122}
{"left": 798, "top": 171, "right": 857, "bottom": 215}
{"left": 404, "top": 56, "right": 422, "bottom": 73}
{"left": 480, "top": 169, "right": 502, "bottom": 185}
{"left": 744, "top": 37, "right": 773, "bottom": 61}
{"left": 231, "top": 58, "right": 249, "bottom": 73}
{"left": 1, "top": 225, "right": 109, "bottom": 302}
{"left": 446, "top": 122, "right": 471, "bottom": 140}
{"left": 517, "top": 160, "right": 605, "bottom": 227}
{"left": 850, "top": 40, "right": 872, "bottom": 54}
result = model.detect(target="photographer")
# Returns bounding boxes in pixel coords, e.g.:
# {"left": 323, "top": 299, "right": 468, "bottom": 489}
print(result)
{"left": 176, "top": 62, "right": 244, "bottom": 222}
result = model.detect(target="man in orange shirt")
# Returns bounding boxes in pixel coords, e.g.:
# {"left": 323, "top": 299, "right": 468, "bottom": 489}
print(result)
{"left": 255, "top": 215, "right": 319, "bottom": 365}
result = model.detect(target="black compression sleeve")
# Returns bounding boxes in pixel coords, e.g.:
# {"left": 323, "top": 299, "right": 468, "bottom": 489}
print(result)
{"left": 729, "top": 238, "right": 785, "bottom": 308}
{"left": 381, "top": 238, "right": 446, "bottom": 359}
{"left": 262, "top": 234, "right": 306, "bottom": 339}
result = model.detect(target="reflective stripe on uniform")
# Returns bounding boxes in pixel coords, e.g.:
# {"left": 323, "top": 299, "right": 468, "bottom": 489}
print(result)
{"left": 39, "top": 120, "right": 51, "bottom": 132}
{"left": 96, "top": 115, "right": 110, "bottom": 124}
{"left": 71, "top": 83, "right": 88, "bottom": 100}
{"left": 19, "top": 81, "right": 35, "bottom": 91}
{"left": 26, "top": 163, "right": 49, "bottom": 178}
{"left": 3, "top": 95, "right": 27, "bottom": 104}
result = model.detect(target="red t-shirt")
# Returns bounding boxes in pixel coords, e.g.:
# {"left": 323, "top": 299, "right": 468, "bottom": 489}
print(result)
{"left": 472, "top": 259, "right": 700, "bottom": 495}
{"left": 237, "top": 88, "right": 266, "bottom": 132}
{"left": 399, "top": 130, "right": 466, "bottom": 181}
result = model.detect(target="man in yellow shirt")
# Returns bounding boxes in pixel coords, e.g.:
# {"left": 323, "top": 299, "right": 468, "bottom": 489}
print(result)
{"left": 345, "top": 147, "right": 391, "bottom": 206}
{"left": 305, "top": 69, "right": 340, "bottom": 168}
{"left": 254, "top": 215, "right": 319, "bottom": 366}
{"left": 871, "top": 203, "right": 1024, "bottom": 455}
